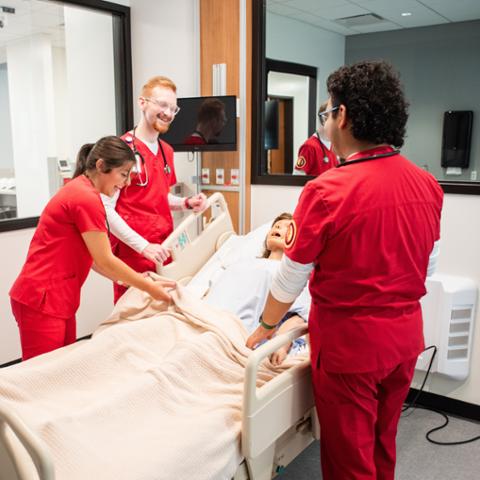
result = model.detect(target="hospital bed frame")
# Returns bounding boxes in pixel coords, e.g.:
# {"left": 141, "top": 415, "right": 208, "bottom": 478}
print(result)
{"left": 0, "top": 193, "right": 318, "bottom": 480}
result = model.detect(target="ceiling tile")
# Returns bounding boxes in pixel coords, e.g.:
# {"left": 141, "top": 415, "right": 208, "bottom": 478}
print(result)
{"left": 281, "top": 0, "right": 350, "bottom": 12}
{"left": 288, "top": 10, "right": 354, "bottom": 35}
{"left": 419, "top": 0, "right": 480, "bottom": 22}
{"left": 353, "top": 0, "right": 448, "bottom": 27}
{"left": 316, "top": 4, "right": 371, "bottom": 21}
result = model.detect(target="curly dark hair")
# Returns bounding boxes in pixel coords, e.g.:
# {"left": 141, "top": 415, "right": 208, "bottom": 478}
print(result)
{"left": 327, "top": 60, "right": 409, "bottom": 147}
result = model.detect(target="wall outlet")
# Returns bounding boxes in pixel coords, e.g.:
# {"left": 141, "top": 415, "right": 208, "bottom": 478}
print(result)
{"left": 231, "top": 169, "right": 239, "bottom": 185}
{"left": 201, "top": 168, "right": 210, "bottom": 185}
{"left": 216, "top": 168, "right": 224, "bottom": 185}
{"left": 471, "top": 170, "right": 477, "bottom": 181}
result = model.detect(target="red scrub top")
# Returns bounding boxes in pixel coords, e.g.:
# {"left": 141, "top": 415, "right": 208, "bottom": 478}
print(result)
{"left": 295, "top": 134, "right": 338, "bottom": 176}
{"left": 184, "top": 132, "right": 207, "bottom": 145}
{"left": 287, "top": 146, "right": 443, "bottom": 373}
{"left": 116, "top": 132, "right": 177, "bottom": 247}
{"left": 10, "top": 175, "right": 108, "bottom": 318}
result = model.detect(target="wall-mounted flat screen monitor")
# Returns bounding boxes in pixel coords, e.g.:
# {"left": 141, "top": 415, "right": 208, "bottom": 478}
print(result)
{"left": 160, "top": 95, "right": 237, "bottom": 152}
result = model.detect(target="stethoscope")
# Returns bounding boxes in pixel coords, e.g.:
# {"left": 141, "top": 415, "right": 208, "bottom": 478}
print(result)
{"left": 337, "top": 149, "right": 400, "bottom": 167}
{"left": 126, "top": 127, "right": 171, "bottom": 186}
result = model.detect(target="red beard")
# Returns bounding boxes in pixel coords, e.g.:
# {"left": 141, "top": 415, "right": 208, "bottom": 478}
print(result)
{"left": 153, "top": 119, "right": 170, "bottom": 134}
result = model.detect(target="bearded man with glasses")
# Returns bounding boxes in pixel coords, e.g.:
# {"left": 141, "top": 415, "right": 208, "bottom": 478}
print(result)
{"left": 102, "top": 76, "right": 207, "bottom": 303}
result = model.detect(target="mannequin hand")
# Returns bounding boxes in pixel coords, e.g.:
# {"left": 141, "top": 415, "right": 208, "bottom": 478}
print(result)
{"left": 142, "top": 243, "right": 171, "bottom": 264}
{"left": 187, "top": 193, "right": 208, "bottom": 213}
{"left": 148, "top": 278, "right": 177, "bottom": 302}
{"left": 270, "top": 345, "right": 290, "bottom": 366}
{"left": 245, "top": 324, "right": 276, "bottom": 350}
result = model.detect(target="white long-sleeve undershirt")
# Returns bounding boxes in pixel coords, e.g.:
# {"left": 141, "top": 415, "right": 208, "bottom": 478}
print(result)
{"left": 101, "top": 191, "right": 148, "bottom": 253}
{"left": 270, "top": 240, "right": 441, "bottom": 304}
{"left": 101, "top": 192, "right": 189, "bottom": 253}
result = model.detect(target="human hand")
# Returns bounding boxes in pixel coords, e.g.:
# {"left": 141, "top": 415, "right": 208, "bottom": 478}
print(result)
{"left": 245, "top": 324, "right": 276, "bottom": 350}
{"left": 186, "top": 193, "right": 208, "bottom": 213}
{"left": 148, "top": 278, "right": 177, "bottom": 302}
{"left": 270, "top": 345, "right": 290, "bottom": 366}
{"left": 142, "top": 243, "right": 171, "bottom": 264}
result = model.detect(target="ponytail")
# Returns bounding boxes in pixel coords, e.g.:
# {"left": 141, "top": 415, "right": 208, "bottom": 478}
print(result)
{"left": 73, "top": 143, "right": 95, "bottom": 178}
{"left": 72, "top": 136, "right": 135, "bottom": 179}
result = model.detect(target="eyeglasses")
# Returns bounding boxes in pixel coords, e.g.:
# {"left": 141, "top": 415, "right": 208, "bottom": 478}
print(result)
{"left": 318, "top": 106, "right": 339, "bottom": 126}
{"left": 143, "top": 97, "right": 181, "bottom": 116}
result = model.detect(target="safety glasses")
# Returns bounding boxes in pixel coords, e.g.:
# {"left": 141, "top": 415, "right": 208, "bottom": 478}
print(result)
{"left": 318, "top": 106, "right": 339, "bottom": 126}
{"left": 143, "top": 97, "right": 180, "bottom": 116}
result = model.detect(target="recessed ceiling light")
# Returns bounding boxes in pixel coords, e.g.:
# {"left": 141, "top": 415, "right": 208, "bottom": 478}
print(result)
{"left": 401, "top": 12, "right": 412, "bottom": 17}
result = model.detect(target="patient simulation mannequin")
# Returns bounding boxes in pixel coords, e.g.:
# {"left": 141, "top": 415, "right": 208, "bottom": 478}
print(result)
{"left": 203, "top": 213, "right": 310, "bottom": 365}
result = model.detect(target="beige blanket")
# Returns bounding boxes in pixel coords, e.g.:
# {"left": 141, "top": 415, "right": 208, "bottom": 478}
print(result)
{"left": 0, "top": 283, "right": 301, "bottom": 480}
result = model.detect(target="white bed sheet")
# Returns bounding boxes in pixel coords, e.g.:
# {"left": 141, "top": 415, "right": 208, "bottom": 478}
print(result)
{"left": 186, "top": 222, "right": 272, "bottom": 298}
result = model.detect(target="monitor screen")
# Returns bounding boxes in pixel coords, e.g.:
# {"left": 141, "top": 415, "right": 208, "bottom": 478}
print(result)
{"left": 160, "top": 95, "right": 237, "bottom": 152}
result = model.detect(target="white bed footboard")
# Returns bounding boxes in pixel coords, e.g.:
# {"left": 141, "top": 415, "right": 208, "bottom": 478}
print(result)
{"left": 157, "top": 192, "right": 235, "bottom": 281}
{"left": 242, "top": 327, "right": 317, "bottom": 479}
{"left": 0, "top": 401, "right": 54, "bottom": 480}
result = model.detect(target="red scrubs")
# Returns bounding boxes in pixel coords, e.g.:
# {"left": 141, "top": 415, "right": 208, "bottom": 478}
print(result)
{"left": 287, "top": 146, "right": 443, "bottom": 479}
{"left": 113, "top": 132, "right": 177, "bottom": 302}
{"left": 295, "top": 133, "right": 338, "bottom": 176}
{"left": 10, "top": 175, "right": 108, "bottom": 360}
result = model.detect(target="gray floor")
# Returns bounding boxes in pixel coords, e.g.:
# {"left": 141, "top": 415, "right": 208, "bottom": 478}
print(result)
{"left": 279, "top": 408, "right": 480, "bottom": 479}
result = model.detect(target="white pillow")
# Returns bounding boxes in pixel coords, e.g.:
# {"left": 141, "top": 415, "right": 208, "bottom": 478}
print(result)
{"left": 186, "top": 222, "right": 272, "bottom": 297}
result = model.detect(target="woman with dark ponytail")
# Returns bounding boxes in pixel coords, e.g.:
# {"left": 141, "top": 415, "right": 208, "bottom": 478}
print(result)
{"left": 10, "top": 136, "right": 175, "bottom": 360}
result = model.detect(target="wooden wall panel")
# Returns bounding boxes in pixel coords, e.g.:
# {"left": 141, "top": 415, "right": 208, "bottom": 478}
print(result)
{"left": 202, "top": 190, "right": 240, "bottom": 233}
{"left": 199, "top": 0, "right": 252, "bottom": 233}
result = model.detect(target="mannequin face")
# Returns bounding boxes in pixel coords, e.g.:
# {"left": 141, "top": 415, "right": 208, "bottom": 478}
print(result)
{"left": 265, "top": 218, "right": 291, "bottom": 252}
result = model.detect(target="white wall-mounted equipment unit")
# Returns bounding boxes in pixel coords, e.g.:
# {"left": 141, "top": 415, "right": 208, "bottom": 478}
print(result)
{"left": 417, "top": 274, "right": 477, "bottom": 380}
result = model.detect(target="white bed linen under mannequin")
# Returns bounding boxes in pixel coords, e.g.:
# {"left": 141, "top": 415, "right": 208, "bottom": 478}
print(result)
{"left": 203, "top": 257, "right": 310, "bottom": 334}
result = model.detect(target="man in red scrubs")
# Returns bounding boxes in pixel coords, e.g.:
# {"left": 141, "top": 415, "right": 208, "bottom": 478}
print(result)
{"left": 105, "top": 76, "right": 207, "bottom": 303}
{"left": 294, "top": 102, "right": 338, "bottom": 176}
{"left": 247, "top": 61, "right": 443, "bottom": 480}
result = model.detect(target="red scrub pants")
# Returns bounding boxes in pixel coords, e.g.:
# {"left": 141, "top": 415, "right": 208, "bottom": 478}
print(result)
{"left": 312, "top": 357, "right": 417, "bottom": 480}
{"left": 11, "top": 299, "right": 76, "bottom": 360}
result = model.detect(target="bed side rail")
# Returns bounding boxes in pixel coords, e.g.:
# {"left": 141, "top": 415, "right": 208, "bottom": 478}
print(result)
{"left": 157, "top": 192, "right": 234, "bottom": 281}
{"left": 0, "top": 401, "right": 54, "bottom": 480}
{"left": 242, "top": 326, "right": 315, "bottom": 459}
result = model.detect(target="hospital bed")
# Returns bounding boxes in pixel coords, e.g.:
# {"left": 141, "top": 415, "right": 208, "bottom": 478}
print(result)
{"left": 0, "top": 193, "right": 318, "bottom": 480}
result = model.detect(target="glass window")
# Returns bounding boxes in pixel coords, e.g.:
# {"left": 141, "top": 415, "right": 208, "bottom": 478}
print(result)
{"left": 0, "top": 0, "right": 127, "bottom": 222}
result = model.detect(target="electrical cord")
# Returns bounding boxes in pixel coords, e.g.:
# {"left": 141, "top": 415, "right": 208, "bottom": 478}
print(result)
{"left": 402, "top": 345, "right": 437, "bottom": 414}
{"left": 401, "top": 345, "right": 480, "bottom": 445}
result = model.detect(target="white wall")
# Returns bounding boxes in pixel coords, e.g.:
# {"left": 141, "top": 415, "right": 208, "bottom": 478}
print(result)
{"left": 64, "top": 7, "right": 117, "bottom": 160}
{"left": 130, "top": 0, "right": 199, "bottom": 196}
{"left": 6, "top": 35, "right": 57, "bottom": 217}
{"left": 0, "top": 63, "right": 13, "bottom": 173}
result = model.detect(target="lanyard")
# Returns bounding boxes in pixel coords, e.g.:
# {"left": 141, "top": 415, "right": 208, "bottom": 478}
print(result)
{"left": 337, "top": 149, "right": 400, "bottom": 168}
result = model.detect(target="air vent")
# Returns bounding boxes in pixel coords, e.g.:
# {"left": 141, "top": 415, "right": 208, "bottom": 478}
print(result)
{"left": 335, "top": 13, "right": 385, "bottom": 28}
